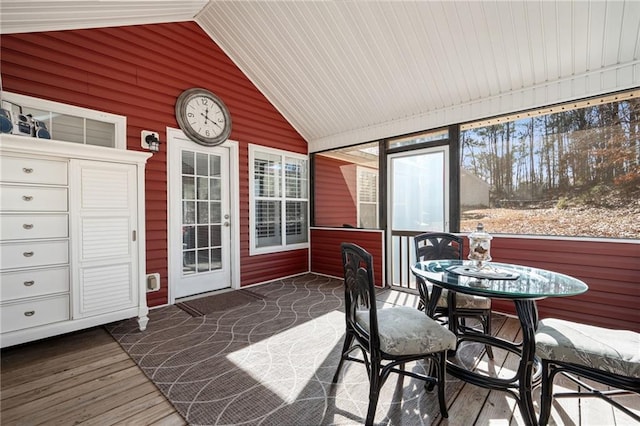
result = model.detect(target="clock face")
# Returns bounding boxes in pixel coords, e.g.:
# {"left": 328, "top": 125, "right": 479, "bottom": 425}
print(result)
{"left": 175, "top": 88, "right": 232, "bottom": 146}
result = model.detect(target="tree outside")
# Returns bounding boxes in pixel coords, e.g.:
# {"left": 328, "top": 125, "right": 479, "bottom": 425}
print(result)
{"left": 460, "top": 94, "right": 640, "bottom": 239}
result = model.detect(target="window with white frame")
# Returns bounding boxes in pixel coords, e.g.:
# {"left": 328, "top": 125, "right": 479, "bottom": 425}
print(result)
{"left": 249, "top": 145, "right": 308, "bottom": 254}
{"left": 357, "top": 167, "right": 378, "bottom": 228}
{"left": 1, "top": 92, "right": 126, "bottom": 149}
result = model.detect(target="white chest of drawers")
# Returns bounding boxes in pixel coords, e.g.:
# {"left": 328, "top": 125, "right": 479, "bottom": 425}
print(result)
{"left": 0, "top": 135, "right": 151, "bottom": 348}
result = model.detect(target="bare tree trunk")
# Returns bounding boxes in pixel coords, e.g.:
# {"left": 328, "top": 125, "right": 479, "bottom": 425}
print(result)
{"left": 505, "top": 121, "right": 512, "bottom": 195}
{"left": 543, "top": 116, "right": 554, "bottom": 191}
{"left": 528, "top": 118, "right": 536, "bottom": 198}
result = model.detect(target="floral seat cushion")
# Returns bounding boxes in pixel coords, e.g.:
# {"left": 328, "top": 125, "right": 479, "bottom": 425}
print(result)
{"left": 535, "top": 318, "right": 640, "bottom": 378}
{"left": 425, "top": 283, "right": 491, "bottom": 309}
{"left": 356, "top": 306, "right": 457, "bottom": 356}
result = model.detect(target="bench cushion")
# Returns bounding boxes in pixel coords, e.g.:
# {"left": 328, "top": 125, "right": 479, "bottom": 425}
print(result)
{"left": 536, "top": 318, "right": 640, "bottom": 379}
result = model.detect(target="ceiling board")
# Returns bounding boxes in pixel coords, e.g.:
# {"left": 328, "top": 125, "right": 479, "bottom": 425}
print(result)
{"left": 197, "top": 1, "right": 640, "bottom": 151}
{"left": 1, "top": 0, "right": 638, "bottom": 152}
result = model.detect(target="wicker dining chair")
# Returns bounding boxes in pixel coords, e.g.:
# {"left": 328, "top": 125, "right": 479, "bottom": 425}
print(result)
{"left": 333, "top": 242, "right": 456, "bottom": 425}
{"left": 413, "top": 232, "right": 494, "bottom": 358}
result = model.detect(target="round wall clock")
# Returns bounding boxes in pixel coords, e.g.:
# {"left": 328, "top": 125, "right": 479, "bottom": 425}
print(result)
{"left": 175, "top": 88, "right": 232, "bottom": 146}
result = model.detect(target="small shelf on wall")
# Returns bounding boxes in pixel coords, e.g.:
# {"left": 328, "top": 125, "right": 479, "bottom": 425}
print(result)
{"left": 1, "top": 91, "right": 126, "bottom": 149}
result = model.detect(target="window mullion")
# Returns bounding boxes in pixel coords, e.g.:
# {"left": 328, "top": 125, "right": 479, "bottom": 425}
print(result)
{"left": 280, "top": 153, "right": 287, "bottom": 247}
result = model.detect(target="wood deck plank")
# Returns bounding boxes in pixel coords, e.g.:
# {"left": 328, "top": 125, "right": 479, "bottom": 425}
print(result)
{"left": 148, "top": 412, "right": 189, "bottom": 425}
{"left": 0, "top": 327, "right": 113, "bottom": 369}
{"left": 1, "top": 366, "right": 148, "bottom": 424}
{"left": 537, "top": 372, "right": 581, "bottom": 425}
{"left": 1, "top": 327, "right": 184, "bottom": 425}
{"left": 614, "top": 394, "right": 640, "bottom": 425}
{"left": 475, "top": 326, "right": 523, "bottom": 425}
{"left": 44, "top": 381, "right": 163, "bottom": 425}
{"left": 450, "top": 315, "right": 521, "bottom": 424}
{"left": 1, "top": 354, "right": 134, "bottom": 405}
{"left": 580, "top": 378, "right": 620, "bottom": 426}
{"left": 1, "top": 341, "right": 124, "bottom": 388}
{"left": 436, "top": 316, "right": 510, "bottom": 425}
{"left": 117, "top": 400, "right": 187, "bottom": 425}
{"left": 76, "top": 393, "right": 177, "bottom": 426}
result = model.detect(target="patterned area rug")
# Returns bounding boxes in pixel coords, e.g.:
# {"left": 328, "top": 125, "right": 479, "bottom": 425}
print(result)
{"left": 106, "top": 273, "right": 458, "bottom": 426}
{"left": 176, "top": 289, "right": 265, "bottom": 317}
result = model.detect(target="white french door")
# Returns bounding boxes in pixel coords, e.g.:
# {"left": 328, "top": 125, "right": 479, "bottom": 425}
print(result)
{"left": 168, "top": 132, "right": 233, "bottom": 299}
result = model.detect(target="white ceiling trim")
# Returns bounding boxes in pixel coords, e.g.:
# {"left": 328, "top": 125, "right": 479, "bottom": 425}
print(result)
{"left": 0, "top": 1, "right": 208, "bottom": 34}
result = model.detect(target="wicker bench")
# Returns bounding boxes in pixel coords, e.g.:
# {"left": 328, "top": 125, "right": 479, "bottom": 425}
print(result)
{"left": 535, "top": 318, "right": 640, "bottom": 425}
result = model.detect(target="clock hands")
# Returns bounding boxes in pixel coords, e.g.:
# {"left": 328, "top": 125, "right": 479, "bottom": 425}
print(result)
{"left": 200, "top": 109, "right": 222, "bottom": 129}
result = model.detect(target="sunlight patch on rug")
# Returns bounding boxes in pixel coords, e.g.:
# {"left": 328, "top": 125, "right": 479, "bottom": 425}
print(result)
{"left": 226, "top": 310, "right": 344, "bottom": 403}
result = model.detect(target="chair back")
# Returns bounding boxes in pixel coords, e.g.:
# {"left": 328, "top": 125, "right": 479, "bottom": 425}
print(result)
{"left": 340, "top": 242, "right": 380, "bottom": 349}
{"left": 414, "top": 232, "right": 463, "bottom": 261}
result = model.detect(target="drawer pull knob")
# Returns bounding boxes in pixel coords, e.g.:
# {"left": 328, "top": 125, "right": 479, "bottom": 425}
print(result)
{"left": 23, "top": 280, "right": 35, "bottom": 286}
{"left": 22, "top": 168, "right": 34, "bottom": 174}
{"left": 23, "top": 224, "right": 34, "bottom": 229}
{"left": 24, "top": 311, "right": 35, "bottom": 317}
{"left": 22, "top": 195, "right": 33, "bottom": 201}
{"left": 23, "top": 251, "right": 34, "bottom": 257}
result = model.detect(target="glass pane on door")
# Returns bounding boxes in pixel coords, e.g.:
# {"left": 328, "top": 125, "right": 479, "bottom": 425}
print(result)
{"left": 389, "top": 147, "right": 448, "bottom": 289}
{"left": 391, "top": 150, "right": 446, "bottom": 231}
{"left": 181, "top": 150, "right": 223, "bottom": 275}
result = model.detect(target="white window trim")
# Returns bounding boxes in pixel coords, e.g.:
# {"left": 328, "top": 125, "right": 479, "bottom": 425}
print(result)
{"left": 249, "top": 144, "right": 309, "bottom": 255}
{"left": 357, "top": 166, "right": 379, "bottom": 228}
{"left": 1, "top": 91, "right": 126, "bottom": 149}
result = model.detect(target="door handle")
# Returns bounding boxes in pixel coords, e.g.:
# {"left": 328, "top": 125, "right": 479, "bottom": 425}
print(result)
{"left": 223, "top": 222, "right": 230, "bottom": 227}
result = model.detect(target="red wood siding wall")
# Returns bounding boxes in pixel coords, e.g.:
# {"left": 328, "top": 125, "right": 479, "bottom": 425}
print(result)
{"left": 310, "top": 228, "right": 385, "bottom": 286}
{"left": 489, "top": 237, "right": 639, "bottom": 332}
{"left": 0, "top": 22, "right": 309, "bottom": 307}
{"left": 314, "top": 156, "right": 357, "bottom": 227}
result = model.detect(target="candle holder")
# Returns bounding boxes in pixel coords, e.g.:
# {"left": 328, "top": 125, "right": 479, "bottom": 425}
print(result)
{"left": 468, "top": 223, "right": 492, "bottom": 270}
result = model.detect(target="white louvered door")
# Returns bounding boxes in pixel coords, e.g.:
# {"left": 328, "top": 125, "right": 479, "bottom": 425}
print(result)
{"left": 71, "top": 160, "right": 138, "bottom": 318}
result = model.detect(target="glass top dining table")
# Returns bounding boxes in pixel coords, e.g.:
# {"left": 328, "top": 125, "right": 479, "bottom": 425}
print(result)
{"left": 411, "top": 259, "right": 589, "bottom": 300}
{"left": 411, "top": 259, "right": 589, "bottom": 426}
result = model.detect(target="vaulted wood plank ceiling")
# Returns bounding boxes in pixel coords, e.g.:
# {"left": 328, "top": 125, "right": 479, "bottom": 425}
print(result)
{"left": 2, "top": 1, "right": 639, "bottom": 152}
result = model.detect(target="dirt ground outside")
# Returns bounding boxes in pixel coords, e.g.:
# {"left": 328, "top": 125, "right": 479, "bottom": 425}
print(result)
{"left": 460, "top": 205, "right": 640, "bottom": 239}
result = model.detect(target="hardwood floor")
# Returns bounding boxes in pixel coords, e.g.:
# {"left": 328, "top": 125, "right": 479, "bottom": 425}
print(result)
{"left": 1, "top": 317, "right": 638, "bottom": 425}
{"left": 443, "top": 316, "right": 640, "bottom": 426}
{"left": 0, "top": 327, "right": 185, "bottom": 425}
